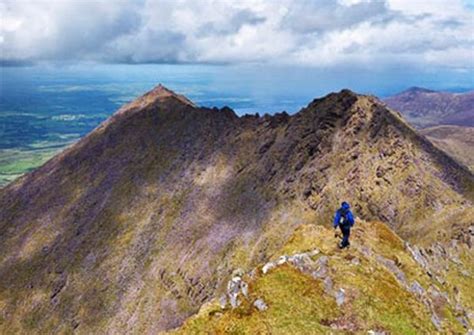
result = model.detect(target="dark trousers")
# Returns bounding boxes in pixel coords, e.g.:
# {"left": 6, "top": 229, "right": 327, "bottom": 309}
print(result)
{"left": 340, "top": 225, "right": 351, "bottom": 247}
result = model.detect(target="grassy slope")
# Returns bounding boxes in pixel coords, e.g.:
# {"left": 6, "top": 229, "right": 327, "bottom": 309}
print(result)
{"left": 171, "top": 221, "right": 470, "bottom": 334}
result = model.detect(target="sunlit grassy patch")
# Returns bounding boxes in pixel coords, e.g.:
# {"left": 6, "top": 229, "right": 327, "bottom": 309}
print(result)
{"left": 0, "top": 147, "right": 61, "bottom": 186}
{"left": 171, "top": 221, "right": 467, "bottom": 334}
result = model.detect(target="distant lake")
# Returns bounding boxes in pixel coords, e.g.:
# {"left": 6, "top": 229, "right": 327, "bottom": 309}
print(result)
{"left": 0, "top": 63, "right": 472, "bottom": 186}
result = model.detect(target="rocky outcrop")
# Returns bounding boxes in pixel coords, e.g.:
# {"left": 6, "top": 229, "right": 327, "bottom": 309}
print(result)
{"left": 404, "top": 232, "right": 474, "bottom": 331}
{"left": 173, "top": 222, "right": 473, "bottom": 333}
{"left": 1, "top": 85, "right": 473, "bottom": 333}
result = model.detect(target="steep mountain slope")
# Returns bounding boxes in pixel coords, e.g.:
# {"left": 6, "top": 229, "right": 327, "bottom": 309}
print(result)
{"left": 420, "top": 125, "right": 474, "bottom": 173}
{"left": 0, "top": 85, "right": 472, "bottom": 333}
{"left": 172, "top": 221, "right": 473, "bottom": 334}
{"left": 384, "top": 87, "right": 474, "bottom": 128}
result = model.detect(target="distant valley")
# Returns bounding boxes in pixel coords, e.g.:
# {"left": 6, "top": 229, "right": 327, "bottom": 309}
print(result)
{"left": 2, "top": 84, "right": 473, "bottom": 188}
{"left": 2, "top": 0, "right": 473, "bottom": 333}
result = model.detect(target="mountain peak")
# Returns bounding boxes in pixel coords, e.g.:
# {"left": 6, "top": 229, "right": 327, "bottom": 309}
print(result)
{"left": 1, "top": 85, "right": 473, "bottom": 333}
{"left": 338, "top": 88, "right": 358, "bottom": 96}
{"left": 404, "top": 86, "right": 437, "bottom": 94}
{"left": 145, "top": 83, "right": 197, "bottom": 107}
{"left": 302, "top": 88, "right": 369, "bottom": 122}
{"left": 151, "top": 83, "right": 177, "bottom": 96}
{"left": 148, "top": 84, "right": 185, "bottom": 99}
{"left": 120, "top": 84, "right": 197, "bottom": 113}
{"left": 384, "top": 86, "right": 474, "bottom": 128}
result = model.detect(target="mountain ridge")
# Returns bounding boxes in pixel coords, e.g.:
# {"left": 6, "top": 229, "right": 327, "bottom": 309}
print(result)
{"left": 384, "top": 87, "right": 474, "bottom": 128}
{"left": 170, "top": 220, "right": 473, "bottom": 334}
{"left": 403, "top": 86, "right": 437, "bottom": 94}
{"left": 0, "top": 85, "right": 472, "bottom": 333}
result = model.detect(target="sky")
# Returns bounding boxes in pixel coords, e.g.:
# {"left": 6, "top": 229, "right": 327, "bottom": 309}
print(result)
{"left": 0, "top": 0, "right": 473, "bottom": 72}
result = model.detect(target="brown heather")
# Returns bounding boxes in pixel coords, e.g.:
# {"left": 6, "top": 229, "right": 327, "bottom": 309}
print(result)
{"left": 0, "top": 85, "right": 472, "bottom": 333}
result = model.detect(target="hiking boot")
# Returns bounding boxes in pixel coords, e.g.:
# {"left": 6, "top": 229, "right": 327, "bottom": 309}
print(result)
{"left": 339, "top": 242, "right": 350, "bottom": 249}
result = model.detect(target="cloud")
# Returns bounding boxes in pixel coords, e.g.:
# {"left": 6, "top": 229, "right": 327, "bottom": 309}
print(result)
{"left": 281, "top": 0, "right": 393, "bottom": 33}
{"left": 0, "top": 0, "right": 472, "bottom": 69}
{"left": 198, "top": 9, "right": 266, "bottom": 36}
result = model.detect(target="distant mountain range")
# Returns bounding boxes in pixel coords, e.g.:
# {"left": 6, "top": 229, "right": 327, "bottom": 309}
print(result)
{"left": 384, "top": 87, "right": 474, "bottom": 172}
{"left": 0, "top": 86, "right": 472, "bottom": 333}
{"left": 384, "top": 87, "right": 474, "bottom": 128}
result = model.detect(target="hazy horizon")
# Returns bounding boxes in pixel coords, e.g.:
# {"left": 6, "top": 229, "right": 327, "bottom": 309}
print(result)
{"left": 1, "top": 0, "right": 473, "bottom": 186}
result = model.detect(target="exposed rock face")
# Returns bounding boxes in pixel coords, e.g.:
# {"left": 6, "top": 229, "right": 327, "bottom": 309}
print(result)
{"left": 376, "top": 255, "right": 407, "bottom": 286}
{"left": 0, "top": 85, "right": 472, "bottom": 333}
{"left": 174, "top": 222, "right": 473, "bottom": 334}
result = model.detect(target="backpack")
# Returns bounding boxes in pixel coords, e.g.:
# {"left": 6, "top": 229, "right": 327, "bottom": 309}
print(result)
{"left": 338, "top": 209, "right": 349, "bottom": 226}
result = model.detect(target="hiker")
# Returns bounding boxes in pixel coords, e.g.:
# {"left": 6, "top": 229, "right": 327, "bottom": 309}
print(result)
{"left": 333, "top": 201, "right": 355, "bottom": 249}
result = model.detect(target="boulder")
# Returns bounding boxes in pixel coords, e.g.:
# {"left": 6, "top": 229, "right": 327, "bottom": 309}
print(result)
{"left": 335, "top": 288, "right": 345, "bottom": 306}
{"left": 277, "top": 255, "right": 288, "bottom": 265}
{"left": 288, "top": 253, "right": 313, "bottom": 271}
{"left": 360, "top": 246, "right": 372, "bottom": 258}
{"left": 227, "top": 277, "right": 241, "bottom": 295}
{"left": 253, "top": 298, "right": 268, "bottom": 311}
{"left": 262, "top": 262, "right": 276, "bottom": 274}
{"left": 226, "top": 274, "right": 246, "bottom": 309}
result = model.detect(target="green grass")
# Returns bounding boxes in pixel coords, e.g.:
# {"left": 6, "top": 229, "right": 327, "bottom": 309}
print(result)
{"left": 172, "top": 222, "right": 467, "bottom": 334}
{"left": 174, "top": 265, "right": 337, "bottom": 334}
{"left": 0, "top": 147, "right": 62, "bottom": 186}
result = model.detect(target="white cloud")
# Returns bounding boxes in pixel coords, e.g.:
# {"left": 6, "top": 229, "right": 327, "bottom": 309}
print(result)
{"left": 0, "top": 0, "right": 472, "bottom": 69}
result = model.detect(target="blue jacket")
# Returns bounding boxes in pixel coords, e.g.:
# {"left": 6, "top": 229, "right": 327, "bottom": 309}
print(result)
{"left": 333, "top": 202, "right": 354, "bottom": 228}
